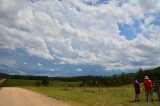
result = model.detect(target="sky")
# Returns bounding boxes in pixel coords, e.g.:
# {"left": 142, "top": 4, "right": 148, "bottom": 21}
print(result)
{"left": 0, "top": 0, "right": 160, "bottom": 76}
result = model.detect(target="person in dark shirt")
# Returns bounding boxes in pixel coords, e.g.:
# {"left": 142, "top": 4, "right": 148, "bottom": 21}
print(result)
{"left": 134, "top": 78, "right": 141, "bottom": 102}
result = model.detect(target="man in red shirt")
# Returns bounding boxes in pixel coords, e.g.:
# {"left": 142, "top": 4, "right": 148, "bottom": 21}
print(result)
{"left": 144, "top": 76, "right": 153, "bottom": 102}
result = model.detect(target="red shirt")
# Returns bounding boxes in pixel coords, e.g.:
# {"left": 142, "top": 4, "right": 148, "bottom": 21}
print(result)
{"left": 144, "top": 80, "right": 153, "bottom": 91}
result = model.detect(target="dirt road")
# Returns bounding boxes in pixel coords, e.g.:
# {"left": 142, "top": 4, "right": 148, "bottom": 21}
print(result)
{"left": 0, "top": 79, "right": 6, "bottom": 84}
{"left": 0, "top": 87, "right": 70, "bottom": 106}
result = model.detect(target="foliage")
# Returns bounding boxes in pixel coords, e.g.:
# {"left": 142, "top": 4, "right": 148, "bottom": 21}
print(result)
{"left": 1, "top": 79, "right": 38, "bottom": 87}
{"left": 41, "top": 77, "right": 50, "bottom": 87}
{"left": 0, "top": 66, "right": 160, "bottom": 87}
{"left": 35, "top": 81, "right": 41, "bottom": 87}
{"left": 136, "top": 67, "right": 160, "bottom": 82}
{"left": 26, "top": 85, "right": 160, "bottom": 106}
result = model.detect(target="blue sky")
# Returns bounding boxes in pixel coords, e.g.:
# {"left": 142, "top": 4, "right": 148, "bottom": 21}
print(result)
{"left": 118, "top": 19, "right": 142, "bottom": 40}
{"left": 83, "top": 0, "right": 109, "bottom": 5}
{"left": 0, "top": 0, "right": 160, "bottom": 76}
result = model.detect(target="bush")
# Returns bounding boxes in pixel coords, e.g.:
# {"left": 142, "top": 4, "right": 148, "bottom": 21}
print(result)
{"left": 35, "top": 81, "right": 41, "bottom": 87}
{"left": 41, "top": 77, "right": 50, "bottom": 87}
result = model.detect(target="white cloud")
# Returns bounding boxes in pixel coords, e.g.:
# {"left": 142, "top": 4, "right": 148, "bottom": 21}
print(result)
{"left": 140, "top": 15, "right": 160, "bottom": 40}
{"left": 138, "top": 0, "right": 160, "bottom": 13}
{"left": 76, "top": 68, "right": 82, "bottom": 72}
{"left": 37, "top": 63, "right": 42, "bottom": 66}
{"left": 50, "top": 68, "right": 55, "bottom": 71}
{"left": 23, "top": 62, "right": 28, "bottom": 65}
{"left": 0, "top": 0, "right": 160, "bottom": 71}
{"left": 60, "top": 61, "right": 65, "bottom": 65}
{"left": 144, "top": 16, "right": 156, "bottom": 25}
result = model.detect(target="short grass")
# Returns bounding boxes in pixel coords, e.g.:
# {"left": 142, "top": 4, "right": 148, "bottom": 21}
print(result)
{"left": 1, "top": 79, "right": 38, "bottom": 87}
{"left": 25, "top": 85, "right": 160, "bottom": 106}
{"left": 2, "top": 79, "right": 160, "bottom": 106}
{"left": 1, "top": 79, "right": 80, "bottom": 87}
{"left": 50, "top": 81, "right": 81, "bottom": 87}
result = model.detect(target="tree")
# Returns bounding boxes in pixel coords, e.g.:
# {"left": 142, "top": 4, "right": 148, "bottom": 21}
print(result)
{"left": 136, "top": 68, "right": 144, "bottom": 81}
{"left": 41, "top": 77, "right": 50, "bottom": 87}
{"left": 35, "top": 81, "right": 41, "bottom": 87}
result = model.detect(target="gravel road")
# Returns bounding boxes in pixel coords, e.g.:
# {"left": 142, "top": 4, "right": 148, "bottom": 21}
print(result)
{"left": 0, "top": 87, "right": 70, "bottom": 106}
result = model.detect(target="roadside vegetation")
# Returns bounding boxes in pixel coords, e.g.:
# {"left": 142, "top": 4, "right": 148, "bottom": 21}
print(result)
{"left": 25, "top": 85, "right": 160, "bottom": 106}
{"left": 1, "top": 79, "right": 38, "bottom": 87}
{"left": 0, "top": 66, "right": 160, "bottom": 106}
{"left": 1, "top": 79, "right": 81, "bottom": 87}
{"left": 1, "top": 78, "right": 160, "bottom": 106}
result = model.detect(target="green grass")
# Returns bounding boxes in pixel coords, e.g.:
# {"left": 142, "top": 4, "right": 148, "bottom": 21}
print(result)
{"left": 50, "top": 81, "right": 80, "bottom": 87}
{"left": 2, "top": 79, "right": 160, "bottom": 106}
{"left": 25, "top": 85, "right": 160, "bottom": 106}
{"left": 1, "top": 79, "right": 80, "bottom": 87}
{"left": 1, "top": 79, "right": 38, "bottom": 87}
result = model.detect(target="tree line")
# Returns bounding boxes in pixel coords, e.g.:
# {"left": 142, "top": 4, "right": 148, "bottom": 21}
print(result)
{"left": 0, "top": 66, "right": 160, "bottom": 87}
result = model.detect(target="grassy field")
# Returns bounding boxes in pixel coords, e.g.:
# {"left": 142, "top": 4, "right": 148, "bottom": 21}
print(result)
{"left": 1, "top": 79, "right": 80, "bottom": 87}
{"left": 1, "top": 79, "right": 39, "bottom": 87}
{"left": 1, "top": 79, "right": 159, "bottom": 106}
{"left": 50, "top": 81, "right": 81, "bottom": 87}
{"left": 25, "top": 85, "right": 160, "bottom": 106}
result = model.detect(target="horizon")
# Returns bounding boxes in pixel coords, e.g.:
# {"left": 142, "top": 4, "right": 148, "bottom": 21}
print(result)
{"left": 0, "top": 0, "right": 160, "bottom": 76}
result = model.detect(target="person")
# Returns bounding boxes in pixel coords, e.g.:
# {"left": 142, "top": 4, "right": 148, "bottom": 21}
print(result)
{"left": 156, "top": 81, "right": 160, "bottom": 101}
{"left": 134, "top": 78, "right": 141, "bottom": 102}
{"left": 144, "top": 76, "right": 153, "bottom": 102}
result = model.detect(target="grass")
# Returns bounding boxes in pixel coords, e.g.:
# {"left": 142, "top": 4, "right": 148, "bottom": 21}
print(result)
{"left": 1, "top": 79, "right": 80, "bottom": 87}
{"left": 1, "top": 79, "right": 39, "bottom": 87}
{"left": 50, "top": 81, "right": 81, "bottom": 87}
{"left": 2, "top": 79, "right": 160, "bottom": 106}
{"left": 25, "top": 85, "right": 160, "bottom": 106}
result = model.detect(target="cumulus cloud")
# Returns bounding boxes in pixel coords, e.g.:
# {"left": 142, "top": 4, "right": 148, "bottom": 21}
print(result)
{"left": 37, "top": 63, "right": 42, "bottom": 66}
{"left": 23, "top": 62, "right": 28, "bottom": 65}
{"left": 138, "top": 0, "right": 160, "bottom": 13}
{"left": 76, "top": 68, "right": 83, "bottom": 72}
{"left": 50, "top": 68, "right": 55, "bottom": 72}
{"left": 0, "top": 0, "right": 160, "bottom": 71}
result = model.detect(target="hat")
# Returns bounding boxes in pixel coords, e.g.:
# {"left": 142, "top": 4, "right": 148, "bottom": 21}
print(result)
{"left": 144, "top": 76, "right": 149, "bottom": 80}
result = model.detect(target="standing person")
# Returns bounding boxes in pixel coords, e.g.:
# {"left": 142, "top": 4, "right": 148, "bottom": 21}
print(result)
{"left": 156, "top": 81, "right": 160, "bottom": 101}
{"left": 134, "top": 78, "right": 141, "bottom": 102}
{"left": 144, "top": 76, "right": 153, "bottom": 102}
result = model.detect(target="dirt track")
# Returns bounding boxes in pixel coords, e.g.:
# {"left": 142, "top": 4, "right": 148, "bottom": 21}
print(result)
{"left": 0, "top": 87, "right": 70, "bottom": 106}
